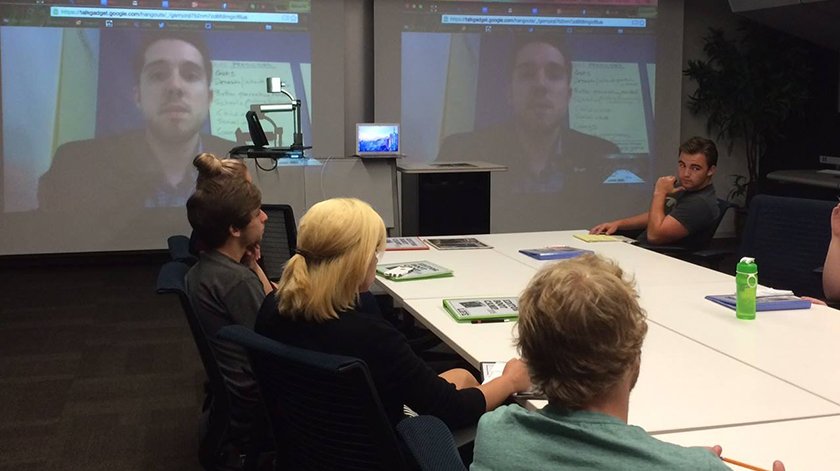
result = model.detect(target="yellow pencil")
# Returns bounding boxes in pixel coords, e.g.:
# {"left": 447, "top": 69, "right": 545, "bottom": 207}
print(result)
{"left": 722, "top": 456, "right": 770, "bottom": 471}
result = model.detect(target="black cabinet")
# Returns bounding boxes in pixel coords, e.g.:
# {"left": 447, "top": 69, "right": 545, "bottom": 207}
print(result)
{"left": 398, "top": 162, "right": 505, "bottom": 236}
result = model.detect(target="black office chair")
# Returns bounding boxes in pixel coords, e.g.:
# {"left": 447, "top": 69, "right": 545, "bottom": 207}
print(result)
{"left": 259, "top": 204, "right": 297, "bottom": 280}
{"left": 738, "top": 194, "right": 835, "bottom": 299}
{"left": 217, "top": 324, "right": 467, "bottom": 471}
{"left": 167, "top": 234, "right": 198, "bottom": 265}
{"left": 638, "top": 198, "right": 735, "bottom": 268}
{"left": 156, "top": 261, "right": 269, "bottom": 470}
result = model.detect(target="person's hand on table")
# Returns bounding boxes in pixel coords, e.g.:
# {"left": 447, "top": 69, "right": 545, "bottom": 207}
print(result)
{"left": 801, "top": 296, "right": 826, "bottom": 306}
{"left": 705, "top": 444, "right": 786, "bottom": 471}
{"left": 502, "top": 358, "right": 532, "bottom": 393}
{"left": 589, "top": 222, "right": 619, "bottom": 235}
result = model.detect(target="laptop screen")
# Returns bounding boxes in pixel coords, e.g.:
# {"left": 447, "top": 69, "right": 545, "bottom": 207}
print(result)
{"left": 356, "top": 123, "right": 400, "bottom": 157}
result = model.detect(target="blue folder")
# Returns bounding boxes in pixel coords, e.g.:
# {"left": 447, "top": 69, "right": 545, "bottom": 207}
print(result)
{"left": 704, "top": 294, "right": 811, "bottom": 311}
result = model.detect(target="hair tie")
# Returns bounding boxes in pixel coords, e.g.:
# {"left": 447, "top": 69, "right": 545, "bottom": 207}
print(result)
{"left": 295, "top": 248, "right": 335, "bottom": 264}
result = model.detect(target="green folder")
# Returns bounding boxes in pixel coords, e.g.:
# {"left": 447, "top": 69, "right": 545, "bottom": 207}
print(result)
{"left": 376, "top": 261, "right": 454, "bottom": 281}
{"left": 442, "top": 296, "right": 519, "bottom": 323}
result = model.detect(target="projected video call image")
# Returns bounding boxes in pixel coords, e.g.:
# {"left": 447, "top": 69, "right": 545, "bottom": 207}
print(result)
{"left": 394, "top": 1, "right": 659, "bottom": 231}
{"left": 0, "top": 19, "right": 311, "bottom": 253}
{"left": 2, "top": 28, "right": 311, "bottom": 214}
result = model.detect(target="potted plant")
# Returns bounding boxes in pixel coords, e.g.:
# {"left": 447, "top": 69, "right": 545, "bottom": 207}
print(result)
{"left": 684, "top": 20, "right": 812, "bottom": 203}
{"left": 726, "top": 174, "right": 747, "bottom": 206}
{"left": 727, "top": 174, "right": 749, "bottom": 236}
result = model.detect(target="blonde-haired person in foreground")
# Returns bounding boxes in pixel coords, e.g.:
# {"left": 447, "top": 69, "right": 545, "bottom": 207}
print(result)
{"left": 255, "top": 198, "right": 531, "bottom": 431}
{"left": 471, "top": 255, "right": 785, "bottom": 471}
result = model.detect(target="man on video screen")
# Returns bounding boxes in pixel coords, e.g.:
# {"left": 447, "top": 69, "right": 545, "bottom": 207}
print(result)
{"left": 38, "top": 32, "right": 234, "bottom": 213}
{"left": 436, "top": 34, "right": 621, "bottom": 229}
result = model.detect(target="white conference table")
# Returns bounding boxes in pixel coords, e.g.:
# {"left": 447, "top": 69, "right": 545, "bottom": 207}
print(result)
{"left": 640, "top": 281, "right": 840, "bottom": 404}
{"left": 476, "top": 230, "right": 734, "bottom": 287}
{"left": 377, "top": 231, "right": 735, "bottom": 301}
{"left": 375, "top": 231, "right": 840, "bottom": 463}
{"left": 403, "top": 298, "right": 840, "bottom": 434}
{"left": 655, "top": 415, "right": 840, "bottom": 470}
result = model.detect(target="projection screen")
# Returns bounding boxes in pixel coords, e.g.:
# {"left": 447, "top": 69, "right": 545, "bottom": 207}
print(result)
{"left": 0, "top": 0, "right": 315, "bottom": 254}
{"left": 375, "top": 0, "right": 684, "bottom": 233}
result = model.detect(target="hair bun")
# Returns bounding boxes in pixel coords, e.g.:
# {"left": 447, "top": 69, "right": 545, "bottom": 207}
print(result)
{"left": 193, "top": 152, "right": 223, "bottom": 177}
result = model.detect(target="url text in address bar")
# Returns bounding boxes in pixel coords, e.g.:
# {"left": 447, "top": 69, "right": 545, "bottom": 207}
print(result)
{"left": 441, "top": 15, "right": 646, "bottom": 28}
{"left": 50, "top": 6, "right": 298, "bottom": 23}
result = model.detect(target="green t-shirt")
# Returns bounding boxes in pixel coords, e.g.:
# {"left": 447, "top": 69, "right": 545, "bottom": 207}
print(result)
{"left": 471, "top": 405, "right": 730, "bottom": 471}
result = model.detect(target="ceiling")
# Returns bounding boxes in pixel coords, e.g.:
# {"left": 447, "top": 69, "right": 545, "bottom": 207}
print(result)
{"left": 729, "top": 0, "right": 840, "bottom": 50}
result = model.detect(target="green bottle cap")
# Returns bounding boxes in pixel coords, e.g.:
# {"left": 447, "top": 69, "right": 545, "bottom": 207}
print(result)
{"left": 737, "top": 257, "right": 757, "bottom": 274}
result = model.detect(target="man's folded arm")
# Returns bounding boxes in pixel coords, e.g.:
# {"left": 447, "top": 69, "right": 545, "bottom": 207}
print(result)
{"left": 644, "top": 189, "right": 688, "bottom": 245}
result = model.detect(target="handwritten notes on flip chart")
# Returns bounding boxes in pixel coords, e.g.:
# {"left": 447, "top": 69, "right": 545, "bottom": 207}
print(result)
{"left": 569, "top": 62, "right": 649, "bottom": 154}
{"left": 209, "top": 60, "right": 296, "bottom": 144}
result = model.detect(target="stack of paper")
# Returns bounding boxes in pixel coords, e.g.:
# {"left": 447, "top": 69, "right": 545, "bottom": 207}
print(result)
{"left": 424, "top": 238, "right": 492, "bottom": 250}
{"left": 385, "top": 237, "right": 429, "bottom": 251}
{"left": 480, "top": 361, "right": 545, "bottom": 399}
{"left": 573, "top": 233, "right": 637, "bottom": 243}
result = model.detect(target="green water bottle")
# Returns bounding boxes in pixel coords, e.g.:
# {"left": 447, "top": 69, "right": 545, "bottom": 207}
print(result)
{"left": 736, "top": 257, "right": 758, "bottom": 320}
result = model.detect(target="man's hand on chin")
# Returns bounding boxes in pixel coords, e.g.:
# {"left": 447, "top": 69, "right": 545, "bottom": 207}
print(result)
{"left": 241, "top": 243, "right": 262, "bottom": 269}
{"left": 654, "top": 176, "right": 684, "bottom": 196}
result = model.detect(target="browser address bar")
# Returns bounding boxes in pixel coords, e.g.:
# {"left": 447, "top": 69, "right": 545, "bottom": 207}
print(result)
{"left": 441, "top": 14, "right": 646, "bottom": 28}
{"left": 50, "top": 6, "right": 298, "bottom": 24}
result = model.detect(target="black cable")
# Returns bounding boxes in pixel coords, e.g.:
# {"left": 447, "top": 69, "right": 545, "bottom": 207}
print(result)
{"left": 254, "top": 157, "right": 278, "bottom": 172}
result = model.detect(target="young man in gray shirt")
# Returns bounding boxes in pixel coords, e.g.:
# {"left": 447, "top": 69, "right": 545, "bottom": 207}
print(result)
{"left": 590, "top": 136, "right": 720, "bottom": 249}
{"left": 185, "top": 155, "right": 273, "bottom": 470}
